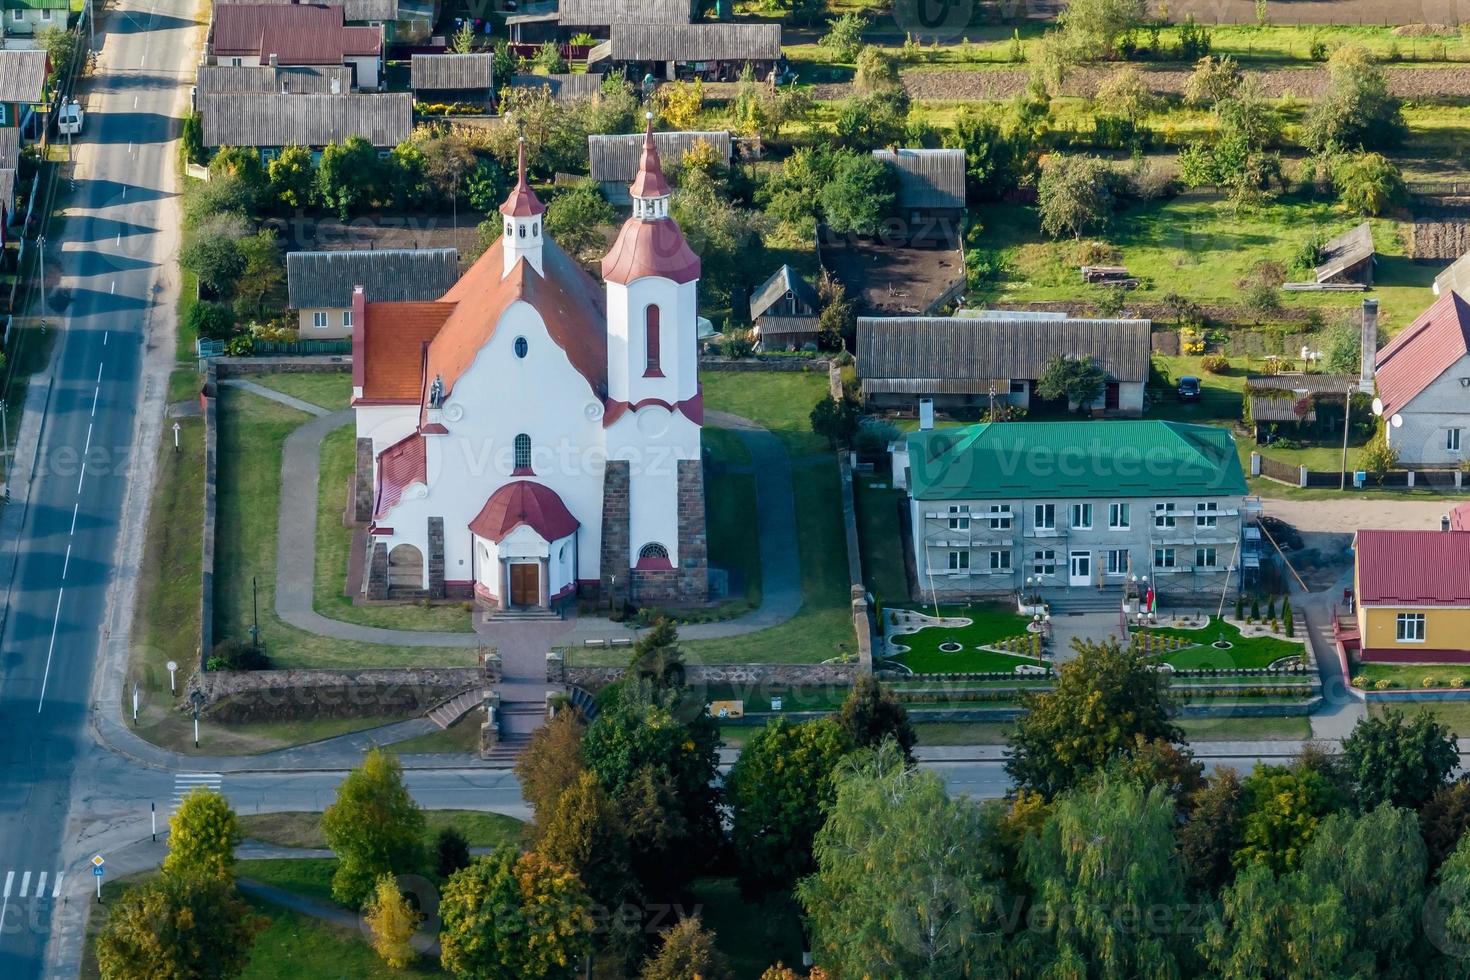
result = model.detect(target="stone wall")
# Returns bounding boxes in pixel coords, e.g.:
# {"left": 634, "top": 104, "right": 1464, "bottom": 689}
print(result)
{"left": 676, "top": 459, "right": 709, "bottom": 600}
{"left": 427, "top": 516, "right": 446, "bottom": 598}
{"left": 353, "top": 438, "right": 374, "bottom": 524}
{"left": 213, "top": 357, "right": 351, "bottom": 378}
{"left": 189, "top": 665, "right": 497, "bottom": 722}
{"left": 554, "top": 661, "right": 860, "bottom": 690}
{"left": 599, "top": 460, "right": 631, "bottom": 607}
{"left": 699, "top": 358, "right": 832, "bottom": 374}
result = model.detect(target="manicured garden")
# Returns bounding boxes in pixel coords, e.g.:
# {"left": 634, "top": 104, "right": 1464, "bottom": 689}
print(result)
{"left": 1355, "top": 662, "right": 1470, "bottom": 690}
{"left": 1133, "top": 616, "right": 1306, "bottom": 670}
{"left": 886, "top": 603, "right": 1041, "bottom": 674}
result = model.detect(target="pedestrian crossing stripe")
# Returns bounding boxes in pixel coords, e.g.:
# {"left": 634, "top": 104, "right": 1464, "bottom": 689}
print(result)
{"left": 171, "top": 772, "right": 223, "bottom": 812}
{"left": 1, "top": 870, "right": 65, "bottom": 899}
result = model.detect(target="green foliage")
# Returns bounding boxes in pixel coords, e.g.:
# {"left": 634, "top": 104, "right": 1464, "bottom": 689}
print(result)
{"left": 1056, "top": 0, "right": 1148, "bottom": 59}
{"left": 819, "top": 152, "right": 897, "bottom": 236}
{"left": 209, "top": 147, "right": 268, "bottom": 203}
{"left": 534, "top": 769, "right": 637, "bottom": 941}
{"left": 516, "top": 710, "right": 586, "bottom": 818}
{"left": 1332, "top": 152, "right": 1405, "bottom": 216}
{"left": 435, "top": 826, "right": 471, "bottom": 880}
{"left": 1302, "top": 44, "right": 1406, "bottom": 152}
{"left": 181, "top": 112, "right": 207, "bottom": 166}
{"left": 180, "top": 212, "right": 248, "bottom": 297}
{"left": 833, "top": 89, "right": 909, "bottom": 151}
{"left": 321, "top": 748, "right": 425, "bottom": 907}
{"left": 1199, "top": 860, "right": 1354, "bottom": 978}
{"left": 670, "top": 168, "right": 756, "bottom": 311}
{"left": 946, "top": 109, "right": 1035, "bottom": 201}
{"left": 1178, "top": 768, "right": 1245, "bottom": 896}
{"left": 798, "top": 741, "right": 1007, "bottom": 977}
{"left": 184, "top": 174, "right": 255, "bottom": 228}
{"left": 464, "top": 158, "right": 511, "bottom": 214}
{"left": 1005, "top": 639, "right": 1182, "bottom": 798}
{"left": 534, "top": 39, "right": 568, "bottom": 74}
{"left": 727, "top": 718, "right": 852, "bottom": 893}
{"left": 1036, "top": 353, "right": 1108, "bottom": 412}
{"left": 1037, "top": 153, "right": 1113, "bottom": 239}
{"left": 853, "top": 45, "right": 899, "bottom": 93}
{"left": 1428, "top": 832, "right": 1470, "bottom": 964}
{"left": 819, "top": 12, "right": 867, "bottom": 62}
{"left": 268, "top": 144, "right": 316, "bottom": 210}
{"left": 545, "top": 178, "right": 616, "bottom": 259}
{"left": 816, "top": 271, "right": 854, "bottom": 350}
{"left": 1342, "top": 707, "right": 1459, "bottom": 810}
{"left": 1360, "top": 429, "right": 1399, "bottom": 479}
{"left": 163, "top": 788, "right": 241, "bottom": 881}
{"left": 95, "top": 873, "right": 263, "bottom": 980}
{"left": 316, "top": 136, "right": 382, "bottom": 219}
{"left": 439, "top": 849, "right": 592, "bottom": 980}
{"left": 1420, "top": 781, "right": 1470, "bottom": 870}
{"left": 1321, "top": 316, "right": 1372, "bottom": 374}
{"left": 639, "top": 916, "right": 732, "bottom": 980}
{"left": 186, "top": 300, "right": 235, "bottom": 342}
{"left": 835, "top": 673, "right": 917, "bottom": 761}
{"left": 809, "top": 394, "right": 862, "bottom": 448}
{"left": 38, "top": 26, "right": 78, "bottom": 88}
{"left": 1236, "top": 758, "right": 1346, "bottom": 873}
{"left": 628, "top": 619, "right": 686, "bottom": 689}
{"left": 233, "top": 228, "right": 285, "bottom": 320}
{"left": 449, "top": 21, "right": 476, "bottom": 54}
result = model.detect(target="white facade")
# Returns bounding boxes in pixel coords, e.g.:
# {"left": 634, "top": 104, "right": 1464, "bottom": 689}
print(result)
{"left": 1387, "top": 352, "right": 1470, "bottom": 467}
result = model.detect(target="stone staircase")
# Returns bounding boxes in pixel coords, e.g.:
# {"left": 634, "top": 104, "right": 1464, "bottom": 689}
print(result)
{"left": 1042, "top": 587, "right": 1126, "bottom": 615}
{"left": 482, "top": 732, "right": 532, "bottom": 764}
{"left": 485, "top": 607, "right": 562, "bottom": 623}
{"left": 426, "top": 688, "right": 487, "bottom": 730}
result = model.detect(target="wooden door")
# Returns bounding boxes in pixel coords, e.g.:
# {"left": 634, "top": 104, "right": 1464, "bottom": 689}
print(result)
{"left": 1105, "top": 382, "right": 1120, "bottom": 411}
{"left": 510, "top": 563, "right": 539, "bottom": 607}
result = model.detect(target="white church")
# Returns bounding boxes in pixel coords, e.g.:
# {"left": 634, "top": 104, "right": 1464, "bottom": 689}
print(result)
{"left": 349, "top": 122, "right": 708, "bottom": 611}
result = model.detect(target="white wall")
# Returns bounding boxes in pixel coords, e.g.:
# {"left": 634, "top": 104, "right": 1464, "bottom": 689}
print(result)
{"left": 355, "top": 404, "right": 418, "bottom": 460}
{"left": 298, "top": 307, "right": 353, "bottom": 339}
{"left": 605, "top": 277, "right": 699, "bottom": 407}
{"left": 347, "top": 54, "right": 379, "bottom": 91}
{"left": 1390, "top": 353, "right": 1470, "bottom": 467}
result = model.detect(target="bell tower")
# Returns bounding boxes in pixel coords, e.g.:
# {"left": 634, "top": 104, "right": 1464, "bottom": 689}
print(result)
{"left": 501, "top": 137, "right": 545, "bottom": 278}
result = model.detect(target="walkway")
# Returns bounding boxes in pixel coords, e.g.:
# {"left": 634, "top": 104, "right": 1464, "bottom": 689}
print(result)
{"left": 220, "top": 378, "right": 331, "bottom": 418}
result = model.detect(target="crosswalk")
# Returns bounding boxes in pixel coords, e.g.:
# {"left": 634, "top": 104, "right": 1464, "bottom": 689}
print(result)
{"left": 172, "top": 772, "right": 223, "bottom": 813}
{"left": 1, "top": 870, "right": 64, "bottom": 901}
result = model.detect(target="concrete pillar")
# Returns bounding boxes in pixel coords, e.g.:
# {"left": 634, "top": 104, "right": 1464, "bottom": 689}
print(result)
{"left": 538, "top": 556, "right": 550, "bottom": 608}
{"left": 367, "top": 541, "right": 389, "bottom": 599}
{"left": 427, "top": 517, "right": 446, "bottom": 599}
{"left": 1250, "top": 451, "right": 1261, "bottom": 477}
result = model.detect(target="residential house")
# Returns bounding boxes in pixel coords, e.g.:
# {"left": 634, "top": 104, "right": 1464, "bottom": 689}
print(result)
{"left": 1352, "top": 527, "right": 1470, "bottom": 662}
{"left": 507, "top": 0, "right": 695, "bottom": 43}
{"left": 871, "top": 148, "right": 965, "bottom": 242}
{"left": 195, "top": 63, "right": 353, "bottom": 102}
{"left": 587, "top": 23, "right": 782, "bottom": 81}
{"left": 198, "top": 92, "right": 412, "bottom": 154}
{"left": 1244, "top": 373, "right": 1357, "bottom": 442}
{"left": 1314, "top": 221, "right": 1375, "bottom": 286}
{"left": 856, "top": 311, "right": 1151, "bottom": 414}
{"left": 208, "top": 4, "right": 383, "bottom": 91}
{"left": 211, "top": 0, "right": 433, "bottom": 40}
{"left": 749, "top": 264, "right": 819, "bottom": 350}
{"left": 0, "top": 168, "right": 16, "bottom": 249}
{"left": 1434, "top": 249, "right": 1470, "bottom": 299}
{"left": 0, "top": 49, "right": 48, "bottom": 136}
{"left": 1373, "top": 289, "right": 1470, "bottom": 467}
{"left": 588, "top": 130, "right": 730, "bottom": 205}
{"left": 288, "top": 247, "right": 461, "bottom": 339}
{"left": 409, "top": 54, "right": 493, "bottom": 106}
{"left": 3, "top": 0, "right": 67, "bottom": 40}
{"left": 893, "top": 420, "right": 1249, "bottom": 600}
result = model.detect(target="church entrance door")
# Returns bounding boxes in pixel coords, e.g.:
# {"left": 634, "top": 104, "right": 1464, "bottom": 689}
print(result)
{"left": 510, "top": 562, "right": 540, "bottom": 607}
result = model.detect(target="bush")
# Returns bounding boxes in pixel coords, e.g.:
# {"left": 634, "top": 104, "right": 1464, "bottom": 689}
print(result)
{"left": 435, "top": 827, "right": 471, "bottom": 879}
{"left": 186, "top": 301, "right": 236, "bottom": 341}
{"left": 854, "top": 418, "right": 900, "bottom": 456}
{"left": 1332, "top": 152, "right": 1405, "bottom": 216}
{"left": 1201, "top": 354, "right": 1230, "bottom": 374}
{"left": 820, "top": 12, "right": 868, "bottom": 62}
{"left": 1424, "top": 676, "right": 1440, "bottom": 689}
{"left": 1452, "top": 677, "right": 1465, "bottom": 689}
{"left": 720, "top": 329, "right": 755, "bottom": 359}
{"left": 207, "top": 638, "right": 270, "bottom": 671}
{"left": 1181, "top": 327, "right": 1206, "bottom": 355}
{"left": 1374, "top": 678, "right": 1392, "bottom": 690}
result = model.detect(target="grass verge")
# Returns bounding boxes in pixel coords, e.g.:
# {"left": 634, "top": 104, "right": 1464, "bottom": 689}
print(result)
{"left": 238, "top": 810, "right": 524, "bottom": 851}
{"left": 700, "top": 369, "right": 831, "bottom": 457}
{"left": 854, "top": 473, "right": 909, "bottom": 603}
{"left": 250, "top": 371, "right": 353, "bottom": 412}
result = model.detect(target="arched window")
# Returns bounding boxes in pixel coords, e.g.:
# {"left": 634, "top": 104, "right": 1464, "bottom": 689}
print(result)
{"left": 513, "top": 336, "right": 528, "bottom": 359}
{"left": 518, "top": 224, "right": 526, "bottom": 239}
{"left": 639, "top": 543, "right": 669, "bottom": 560}
{"left": 644, "top": 305, "right": 662, "bottom": 377}
{"left": 504, "top": 221, "right": 512, "bottom": 238}
{"left": 513, "top": 433, "right": 532, "bottom": 472}
{"left": 532, "top": 222, "right": 539, "bottom": 237}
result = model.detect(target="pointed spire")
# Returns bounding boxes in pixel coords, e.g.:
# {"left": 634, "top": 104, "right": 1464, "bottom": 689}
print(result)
{"left": 500, "top": 136, "right": 545, "bottom": 218}
{"left": 628, "top": 111, "right": 671, "bottom": 204}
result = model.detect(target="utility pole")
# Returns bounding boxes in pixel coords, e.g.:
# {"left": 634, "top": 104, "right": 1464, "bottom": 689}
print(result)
{"left": 37, "top": 236, "right": 46, "bottom": 335}
{"left": 1340, "top": 385, "right": 1353, "bottom": 491}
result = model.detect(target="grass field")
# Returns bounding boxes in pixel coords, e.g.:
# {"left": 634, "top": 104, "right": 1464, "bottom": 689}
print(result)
{"left": 237, "top": 810, "right": 524, "bottom": 852}
{"left": 700, "top": 369, "right": 832, "bottom": 457}
{"left": 1135, "top": 616, "right": 1306, "bottom": 670}
{"left": 1356, "top": 662, "right": 1470, "bottom": 689}
{"left": 887, "top": 602, "right": 1039, "bottom": 674}
{"left": 1369, "top": 701, "right": 1470, "bottom": 734}
{"left": 251, "top": 371, "right": 352, "bottom": 412}
{"left": 705, "top": 429, "right": 763, "bottom": 606}
{"left": 854, "top": 473, "right": 910, "bottom": 602}
{"left": 393, "top": 714, "right": 484, "bottom": 753}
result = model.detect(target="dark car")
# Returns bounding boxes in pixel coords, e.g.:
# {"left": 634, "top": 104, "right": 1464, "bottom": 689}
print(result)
{"left": 1177, "top": 376, "right": 1201, "bottom": 402}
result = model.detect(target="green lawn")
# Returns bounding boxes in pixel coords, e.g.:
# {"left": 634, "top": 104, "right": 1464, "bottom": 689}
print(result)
{"left": 703, "top": 425, "right": 753, "bottom": 467}
{"left": 393, "top": 714, "right": 484, "bottom": 753}
{"left": 854, "top": 473, "right": 909, "bottom": 603}
{"left": 237, "top": 810, "right": 524, "bottom": 852}
{"left": 250, "top": 371, "right": 353, "bottom": 412}
{"left": 1370, "top": 701, "right": 1470, "bottom": 734}
{"left": 1178, "top": 715, "right": 1313, "bottom": 741}
{"left": 1134, "top": 617, "right": 1306, "bottom": 670}
{"left": 1355, "top": 662, "right": 1470, "bottom": 690}
{"left": 705, "top": 430, "right": 762, "bottom": 606}
{"left": 887, "top": 603, "right": 1039, "bottom": 674}
{"left": 700, "top": 369, "right": 832, "bottom": 457}
{"left": 168, "top": 366, "right": 202, "bottom": 403}
{"left": 314, "top": 423, "right": 474, "bottom": 632}
{"left": 689, "top": 878, "right": 805, "bottom": 979}
{"left": 236, "top": 858, "right": 339, "bottom": 906}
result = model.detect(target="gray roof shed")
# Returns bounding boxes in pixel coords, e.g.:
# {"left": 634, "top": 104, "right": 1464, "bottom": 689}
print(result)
{"left": 287, "top": 248, "right": 461, "bottom": 309}
{"left": 872, "top": 148, "right": 966, "bottom": 211}
{"left": 200, "top": 92, "right": 412, "bottom": 147}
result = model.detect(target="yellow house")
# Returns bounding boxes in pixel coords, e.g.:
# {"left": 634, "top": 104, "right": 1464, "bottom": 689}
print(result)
{"left": 1354, "top": 528, "right": 1470, "bottom": 663}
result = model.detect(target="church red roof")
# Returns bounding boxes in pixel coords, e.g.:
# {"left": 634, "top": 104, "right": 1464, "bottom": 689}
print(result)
{"left": 374, "top": 432, "right": 426, "bottom": 518}
{"left": 500, "top": 139, "right": 545, "bottom": 218}
{"left": 602, "top": 119, "right": 699, "bottom": 286}
{"left": 628, "top": 125, "right": 671, "bottom": 200}
{"left": 469, "top": 481, "right": 580, "bottom": 542}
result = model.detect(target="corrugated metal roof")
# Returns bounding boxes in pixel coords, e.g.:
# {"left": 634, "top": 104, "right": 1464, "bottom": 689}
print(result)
{"left": 200, "top": 92, "right": 412, "bottom": 147}
{"left": 857, "top": 314, "right": 1151, "bottom": 385}
{"left": 873, "top": 148, "right": 965, "bottom": 210}
{"left": 197, "top": 63, "right": 352, "bottom": 95}
{"left": 211, "top": 4, "right": 380, "bottom": 61}
{"left": 0, "top": 50, "right": 48, "bottom": 104}
{"left": 749, "top": 264, "right": 817, "bottom": 321}
{"left": 588, "top": 130, "right": 730, "bottom": 182}
{"left": 1245, "top": 374, "right": 1356, "bottom": 422}
{"left": 410, "top": 53, "right": 493, "bottom": 91}
{"left": 214, "top": 0, "right": 397, "bottom": 25}
{"left": 1434, "top": 251, "right": 1470, "bottom": 299}
{"left": 1356, "top": 529, "right": 1470, "bottom": 605}
{"left": 0, "top": 169, "right": 16, "bottom": 219}
{"left": 5, "top": 0, "right": 68, "bottom": 10}
{"left": 1374, "top": 290, "right": 1470, "bottom": 418}
{"left": 0, "top": 128, "right": 21, "bottom": 170}
{"left": 559, "top": 0, "right": 692, "bottom": 24}
{"left": 756, "top": 316, "right": 819, "bottom": 336}
{"left": 509, "top": 73, "right": 604, "bottom": 100}
{"left": 606, "top": 23, "right": 781, "bottom": 62}
{"left": 1315, "top": 221, "right": 1374, "bottom": 283}
{"left": 287, "top": 248, "right": 461, "bottom": 309}
{"left": 906, "top": 420, "right": 1248, "bottom": 501}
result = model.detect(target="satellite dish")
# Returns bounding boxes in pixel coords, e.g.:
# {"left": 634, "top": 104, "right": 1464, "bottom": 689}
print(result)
{"left": 1390, "top": 414, "right": 1404, "bottom": 429}
{"left": 1371, "top": 397, "right": 1384, "bottom": 416}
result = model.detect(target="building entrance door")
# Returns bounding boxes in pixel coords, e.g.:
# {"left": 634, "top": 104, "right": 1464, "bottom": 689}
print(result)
{"left": 510, "top": 562, "right": 540, "bottom": 607}
{"left": 1068, "top": 551, "right": 1091, "bottom": 587}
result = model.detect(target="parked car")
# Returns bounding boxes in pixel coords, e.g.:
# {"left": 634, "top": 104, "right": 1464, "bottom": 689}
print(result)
{"left": 1177, "top": 376, "right": 1201, "bottom": 402}
{"left": 57, "top": 101, "right": 82, "bottom": 137}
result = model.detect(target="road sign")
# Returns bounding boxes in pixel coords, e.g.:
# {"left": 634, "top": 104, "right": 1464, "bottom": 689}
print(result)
{"left": 92, "top": 866, "right": 104, "bottom": 877}
{"left": 91, "top": 854, "right": 104, "bottom": 868}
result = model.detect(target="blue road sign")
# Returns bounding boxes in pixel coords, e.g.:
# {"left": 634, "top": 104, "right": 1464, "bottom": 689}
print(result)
{"left": 92, "top": 866, "right": 104, "bottom": 877}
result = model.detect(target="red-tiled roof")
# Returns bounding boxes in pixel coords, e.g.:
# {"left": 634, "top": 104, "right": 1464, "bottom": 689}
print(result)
{"left": 501, "top": 140, "right": 545, "bottom": 218}
{"left": 1356, "top": 529, "right": 1470, "bottom": 605}
{"left": 374, "top": 432, "right": 426, "bottom": 518}
{"left": 213, "top": 4, "right": 380, "bottom": 61}
{"left": 469, "top": 481, "right": 580, "bottom": 542}
{"left": 357, "top": 301, "right": 454, "bottom": 403}
{"left": 1374, "top": 291, "right": 1470, "bottom": 418}
{"left": 602, "top": 217, "right": 699, "bottom": 286}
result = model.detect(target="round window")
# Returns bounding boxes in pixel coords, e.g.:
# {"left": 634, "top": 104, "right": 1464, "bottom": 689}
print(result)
{"left": 514, "top": 336, "right": 528, "bottom": 359}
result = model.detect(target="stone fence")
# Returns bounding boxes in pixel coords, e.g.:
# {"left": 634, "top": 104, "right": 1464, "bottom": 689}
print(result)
{"left": 699, "top": 357, "right": 831, "bottom": 373}
{"left": 549, "top": 657, "right": 859, "bottom": 691}
{"left": 188, "top": 662, "right": 499, "bottom": 723}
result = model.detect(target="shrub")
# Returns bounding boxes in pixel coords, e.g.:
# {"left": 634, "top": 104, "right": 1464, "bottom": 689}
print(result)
{"left": 207, "top": 638, "right": 269, "bottom": 671}
{"left": 1181, "top": 327, "right": 1206, "bottom": 355}
{"left": 1424, "top": 676, "right": 1439, "bottom": 689}
{"left": 1351, "top": 675, "right": 1365, "bottom": 688}
{"left": 1332, "top": 152, "right": 1405, "bottom": 216}
{"left": 1201, "top": 354, "right": 1230, "bottom": 374}
{"left": 1234, "top": 596, "right": 1244, "bottom": 619}
{"left": 1374, "top": 678, "right": 1392, "bottom": 690}
{"left": 720, "top": 329, "right": 755, "bottom": 359}
{"left": 1266, "top": 596, "right": 1276, "bottom": 619}
{"left": 186, "top": 301, "right": 236, "bottom": 341}
{"left": 1453, "top": 677, "right": 1465, "bottom": 689}
{"left": 1250, "top": 598, "right": 1261, "bottom": 619}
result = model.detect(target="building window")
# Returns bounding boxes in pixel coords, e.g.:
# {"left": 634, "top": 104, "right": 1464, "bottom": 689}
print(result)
{"left": 989, "top": 550, "right": 1010, "bottom": 571}
{"left": 1009, "top": 379, "right": 1027, "bottom": 395}
{"left": 644, "top": 305, "right": 662, "bottom": 376}
{"left": 1196, "top": 547, "right": 1218, "bottom": 568}
{"left": 947, "top": 551, "right": 969, "bottom": 571}
{"left": 988, "top": 505, "right": 1012, "bottom": 529}
{"left": 1034, "top": 503, "right": 1055, "bottom": 530}
{"left": 1154, "top": 503, "right": 1177, "bottom": 529}
{"left": 948, "top": 505, "right": 970, "bottom": 531}
{"left": 639, "top": 543, "right": 669, "bottom": 560}
{"left": 504, "top": 221, "right": 513, "bottom": 238}
{"left": 1070, "top": 503, "right": 1092, "bottom": 529}
{"left": 1449, "top": 429, "right": 1463, "bottom": 453}
{"left": 342, "top": 309, "right": 353, "bottom": 328}
{"left": 514, "top": 336, "right": 528, "bottom": 359}
{"left": 513, "top": 433, "right": 532, "bottom": 472}
{"left": 1195, "top": 502, "right": 1218, "bottom": 528}
{"left": 312, "top": 311, "right": 328, "bottom": 329}
{"left": 40, "top": 7, "right": 50, "bottom": 19}
{"left": 1154, "top": 548, "right": 1176, "bottom": 569}
{"left": 1106, "top": 549, "right": 1128, "bottom": 575}
{"left": 1396, "top": 613, "right": 1426, "bottom": 642}
{"left": 10, "top": 10, "right": 20, "bottom": 21}
{"left": 532, "top": 222, "right": 539, "bottom": 237}
{"left": 1032, "top": 549, "right": 1056, "bottom": 575}
{"left": 518, "top": 224, "right": 526, "bottom": 239}
{"left": 1109, "top": 502, "right": 1130, "bottom": 529}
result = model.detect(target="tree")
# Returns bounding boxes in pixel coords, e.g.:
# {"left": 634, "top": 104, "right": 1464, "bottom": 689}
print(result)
{"left": 819, "top": 12, "right": 867, "bottom": 62}
{"left": 946, "top": 109, "right": 1032, "bottom": 202}
{"left": 38, "top": 25, "right": 78, "bottom": 87}
{"left": 1037, "top": 153, "right": 1113, "bottom": 239}
{"left": 268, "top": 144, "right": 316, "bottom": 209}
{"left": 815, "top": 271, "right": 854, "bottom": 350}
{"left": 180, "top": 212, "right": 247, "bottom": 297}
{"left": 727, "top": 718, "right": 852, "bottom": 893}
{"left": 439, "top": 850, "right": 592, "bottom": 980}
{"left": 1199, "top": 860, "right": 1354, "bottom": 979}
{"left": 233, "top": 229, "right": 285, "bottom": 320}
{"left": 853, "top": 45, "right": 899, "bottom": 93}
{"left": 533, "top": 39, "right": 568, "bottom": 74}
{"left": 1108, "top": 734, "right": 1205, "bottom": 802}
{"left": 515, "top": 709, "right": 586, "bottom": 819}
{"left": 1303, "top": 44, "right": 1405, "bottom": 152}
{"left": 1056, "top": 0, "right": 1148, "bottom": 60}
{"left": 628, "top": 619, "right": 686, "bottom": 690}
{"left": 545, "top": 178, "right": 616, "bottom": 260}
{"left": 208, "top": 146, "right": 268, "bottom": 205}
{"left": 1005, "top": 639, "right": 1182, "bottom": 798}
{"left": 818, "top": 151, "right": 897, "bottom": 237}
{"left": 809, "top": 394, "right": 862, "bottom": 448}
{"left": 435, "top": 826, "right": 471, "bottom": 880}
{"left": 1236, "top": 759, "right": 1346, "bottom": 874}
{"left": 1360, "top": 429, "right": 1399, "bottom": 481}
{"left": 639, "top": 916, "right": 732, "bottom": 980}
{"left": 1036, "top": 353, "right": 1108, "bottom": 413}
{"left": 419, "top": 134, "right": 478, "bottom": 207}
{"left": 1095, "top": 66, "right": 1160, "bottom": 123}
{"left": 833, "top": 90, "right": 909, "bottom": 151}
{"left": 181, "top": 112, "right": 207, "bottom": 166}
{"left": 656, "top": 79, "right": 704, "bottom": 131}
{"left": 797, "top": 742, "right": 1007, "bottom": 978}
{"left": 183, "top": 174, "right": 255, "bottom": 228}
{"left": 1023, "top": 777, "right": 1188, "bottom": 977}
{"left": 1177, "top": 768, "right": 1245, "bottom": 896}
{"left": 365, "top": 874, "right": 421, "bottom": 969}
{"left": 386, "top": 139, "right": 427, "bottom": 209}
{"left": 163, "top": 788, "right": 241, "bottom": 881}
{"left": 670, "top": 168, "right": 757, "bottom": 311}
{"left": 1426, "top": 832, "right": 1470, "bottom": 965}
{"left": 1342, "top": 708, "right": 1458, "bottom": 810}
{"left": 1184, "top": 54, "right": 1242, "bottom": 108}
{"left": 582, "top": 75, "right": 641, "bottom": 136}
{"left": 1421, "top": 781, "right": 1470, "bottom": 871}
{"left": 317, "top": 136, "right": 382, "bottom": 219}
{"left": 449, "top": 21, "right": 476, "bottom": 54}
{"left": 1332, "top": 152, "right": 1405, "bottom": 216}
{"left": 95, "top": 873, "right": 262, "bottom": 980}
{"left": 834, "top": 673, "right": 916, "bottom": 760}
{"left": 321, "top": 748, "right": 425, "bottom": 907}
{"left": 535, "top": 769, "right": 636, "bottom": 919}
{"left": 185, "top": 300, "right": 235, "bottom": 342}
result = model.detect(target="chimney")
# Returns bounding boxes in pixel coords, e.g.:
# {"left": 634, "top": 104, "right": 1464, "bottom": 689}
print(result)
{"left": 330, "top": 76, "right": 341, "bottom": 95}
{"left": 269, "top": 52, "right": 278, "bottom": 68}
{"left": 1443, "top": 515, "right": 1452, "bottom": 533}
{"left": 1359, "top": 298, "right": 1379, "bottom": 393}
{"left": 919, "top": 398, "right": 934, "bottom": 431}
{"left": 350, "top": 284, "right": 367, "bottom": 398}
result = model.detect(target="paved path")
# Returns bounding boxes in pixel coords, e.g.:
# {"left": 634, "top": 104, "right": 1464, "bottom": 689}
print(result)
{"left": 221, "top": 378, "right": 330, "bottom": 418}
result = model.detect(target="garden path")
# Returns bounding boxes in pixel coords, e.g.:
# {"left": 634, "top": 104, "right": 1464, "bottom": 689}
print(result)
{"left": 219, "top": 378, "right": 331, "bottom": 419}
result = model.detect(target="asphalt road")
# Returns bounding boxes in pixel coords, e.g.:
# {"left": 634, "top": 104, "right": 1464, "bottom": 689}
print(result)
{"left": 0, "top": 1, "right": 197, "bottom": 974}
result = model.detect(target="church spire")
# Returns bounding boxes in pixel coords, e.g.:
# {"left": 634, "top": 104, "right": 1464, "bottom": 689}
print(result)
{"left": 628, "top": 112, "right": 671, "bottom": 220}
{"left": 500, "top": 137, "right": 545, "bottom": 219}
{"left": 500, "top": 137, "right": 544, "bottom": 277}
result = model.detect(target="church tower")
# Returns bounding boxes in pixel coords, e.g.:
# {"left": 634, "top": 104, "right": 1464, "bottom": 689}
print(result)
{"left": 501, "top": 138, "right": 545, "bottom": 277}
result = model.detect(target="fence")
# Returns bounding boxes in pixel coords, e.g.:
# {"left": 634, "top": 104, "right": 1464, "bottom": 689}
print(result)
{"left": 1253, "top": 450, "right": 1465, "bottom": 492}
{"left": 250, "top": 339, "right": 352, "bottom": 356}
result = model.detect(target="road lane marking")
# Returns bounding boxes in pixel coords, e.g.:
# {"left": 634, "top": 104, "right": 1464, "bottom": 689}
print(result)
{"left": 83, "top": 422, "right": 92, "bottom": 456}
{"left": 103, "top": 330, "right": 109, "bottom": 346}
{"left": 4, "top": 871, "right": 12, "bottom": 897}
{"left": 70, "top": 502, "right": 78, "bottom": 535}
{"left": 19, "top": 872, "right": 29, "bottom": 898}
{"left": 97, "top": 362, "right": 104, "bottom": 383}
{"left": 76, "top": 460, "right": 85, "bottom": 494}
{"left": 36, "top": 587, "right": 63, "bottom": 708}
{"left": 52, "top": 873, "right": 63, "bottom": 898}
{"left": 36, "top": 872, "right": 47, "bottom": 897}
{"left": 1, "top": 870, "right": 11, "bottom": 927}
{"left": 115, "top": 231, "right": 121, "bottom": 246}
{"left": 61, "top": 544, "right": 71, "bottom": 579}
{"left": 133, "top": 96, "right": 138, "bottom": 109}
{"left": 109, "top": 280, "right": 114, "bottom": 294}
{"left": 91, "top": 385, "right": 99, "bottom": 416}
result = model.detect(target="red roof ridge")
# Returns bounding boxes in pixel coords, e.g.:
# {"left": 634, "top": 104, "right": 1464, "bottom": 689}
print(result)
{"left": 469, "top": 480, "right": 580, "bottom": 543}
